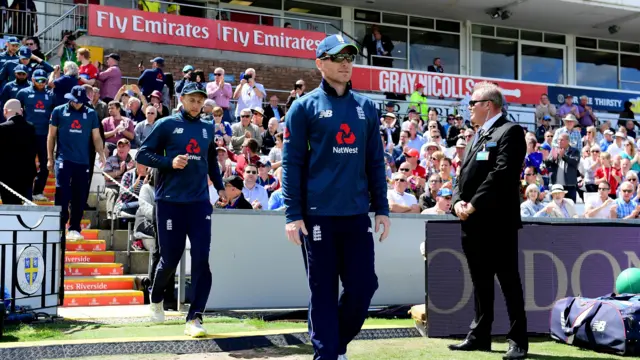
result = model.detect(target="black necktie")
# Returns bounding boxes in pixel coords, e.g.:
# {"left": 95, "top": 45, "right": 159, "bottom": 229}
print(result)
{"left": 474, "top": 128, "right": 484, "bottom": 146}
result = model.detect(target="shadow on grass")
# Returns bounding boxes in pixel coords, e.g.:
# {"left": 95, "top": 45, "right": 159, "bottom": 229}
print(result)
{"left": 0, "top": 319, "right": 104, "bottom": 343}
{"left": 528, "top": 354, "right": 619, "bottom": 360}
{"left": 227, "top": 344, "right": 314, "bottom": 359}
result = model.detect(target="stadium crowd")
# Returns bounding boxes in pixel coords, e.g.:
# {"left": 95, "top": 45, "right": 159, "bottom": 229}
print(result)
{"left": 0, "top": 35, "right": 640, "bottom": 249}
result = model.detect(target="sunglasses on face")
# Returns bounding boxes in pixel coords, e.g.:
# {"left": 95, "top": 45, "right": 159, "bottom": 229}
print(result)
{"left": 146, "top": 112, "right": 155, "bottom": 115}
{"left": 26, "top": 42, "right": 34, "bottom": 46}
{"left": 319, "top": 53, "right": 355, "bottom": 63}
{"left": 245, "top": 170, "right": 257, "bottom": 175}
{"left": 469, "top": 99, "right": 490, "bottom": 107}
{"left": 443, "top": 196, "right": 452, "bottom": 200}
{"left": 598, "top": 187, "right": 609, "bottom": 191}
{"left": 399, "top": 168, "right": 410, "bottom": 172}
{"left": 630, "top": 178, "right": 638, "bottom": 182}
{"left": 241, "top": 115, "right": 250, "bottom": 118}
{"left": 592, "top": 150, "right": 600, "bottom": 153}
{"left": 525, "top": 173, "right": 534, "bottom": 176}
{"left": 430, "top": 179, "right": 442, "bottom": 183}
{"left": 214, "top": 73, "right": 223, "bottom": 76}
{"left": 465, "top": 135, "right": 473, "bottom": 139}
{"left": 395, "top": 178, "right": 406, "bottom": 183}
{"left": 622, "top": 189, "right": 634, "bottom": 193}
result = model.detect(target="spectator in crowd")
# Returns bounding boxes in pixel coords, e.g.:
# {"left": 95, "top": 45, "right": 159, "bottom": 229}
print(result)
{"left": 149, "top": 90, "right": 169, "bottom": 118}
{"left": 535, "top": 115, "right": 552, "bottom": 144}
{"left": 380, "top": 112, "right": 400, "bottom": 145}
{"left": 226, "top": 138, "right": 261, "bottom": 180}
{"left": 261, "top": 117, "right": 279, "bottom": 155}
{"left": 264, "top": 95, "right": 284, "bottom": 122}
{"left": 134, "top": 167, "right": 156, "bottom": 247}
{"left": 50, "top": 61, "right": 79, "bottom": 106}
{"left": 211, "top": 105, "right": 232, "bottom": 140}
{"left": 48, "top": 85, "right": 105, "bottom": 241}
{"left": 624, "top": 119, "right": 637, "bottom": 139}
{"left": 578, "top": 95, "right": 597, "bottom": 130}
{"left": 540, "top": 184, "right": 578, "bottom": 218}
{"left": 138, "top": 57, "right": 165, "bottom": 99}
{"left": 0, "top": 64, "right": 32, "bottom": 122}
{"left": 427, "top": 57, "right": 444, "bottom": 73}
{"left": 406, "top": 121, "right": 425, "bottom": 151}
{"left": 0, "top": 37, "right": 20, "bottom": 69}
{"left": 82, "top": 85, "right": 106, "bottom": 210}
{"left": 621, "top": 140, "right": 640, "bottom": 173}
{"left": 96, "top": 53, "right": 122, "bottom": 102}
{"left": 16, "top": 69, "right": 54, "bottom": 201}
{"left": 135, "top": 105, "right": 158, "bottom": 147}
{"left": 269, "top": 132, "right": 283, "bottom": 170}
{"left": 103, "top": 101, "right": 135, "bottom": 154}
{"left": 215, "top": 175, "right": 252, "bottom": 209}
{"left": 557, "top": 94, "right": 580, "bottom": 121}
{"left": 0, "top": 46, "right": 52, "bottom": 88}
{"left": 256, "top": 160, "right": 278, "bottom": 196}
{"left": 418, "top": 173, "right": 442, "bottom": 211}
{"left": 126, "top": 94, "right": 147, "bottom": 123}
{"left": 582, "top": 126, "right": 598, "bottom": 148}
{"left": 251, "top": 106, "right": 266, "bottom": 132}
{"left": 362, "top": 25, "right": 394, "bottom": 68}
{"left": 201, "top": 99, "right": 215, "bottom": 122}
{"left": 552, "top": 114, "right": 581, "bottom": 148}
{"left": 286, "top": 79, "right": 306, "bottom": 110}
{"left": 0, "top": 99, "right": 36, "bottom": 204}
{"left": 25, "top": 36, "right": 44, "bottom": 62}
{"left": 233, "top": 68, "right": 265, "bottom": 121}
{"left": 446, "top": 114, "right": 464, "bottom": 147}
{"left": 520, "top": 184, "right": 545, "bottom": 217}
{"left": 387, "top": 172, "right": 420, "bottom": 213}
{"left": 206, "top": 67, "right": 233, "bottom": 123}
{"left": 421, "top": 188, "right": 452, "bottom": 215}
{"left": 584, "top": 180, "right": 615, "bottom": 219}
{"left": 619, "top": 101, "right": 635, "bottom": 128}
{"left": 535, "top": 94, "right": 557, "bottom": 127}
{"left": 90, "top": 86, "right": 108, "bottom": 121}
{"left": 114, "top": 86, "right": 134, "bottom": 112}
{"left": 409, "top": 84, "right": 428, "bottom": 121}
{"left": 57, "top": 33, "right": 77, "bottom": 66}
{"left": 581, "top": 144, "right": 601, "bottom": 193}
{"left": 595, "top": 151, "right": 620, "bottom": 199}
{"left": 403, "top": 149, "right": 427, "bottom": 182}
{"left": 607, "top": 131, "right": 626, "bottom": 158}
{"left": 438, "top": 156, "right": 455, "bottom": 188}
{"left": 174, "top": 65, "right": 194, "bottom": 96}
{"left": 619, "top": 159, "right": 633, "bottom": 186}
{"left": 520, "top": 166, "right": 545, "bottom": 202}
{"left": 283, "top": 22, "right": 292, "bottom": 28}
{"left": 77, "top": 48, "right": 98, "bottom": 86}
{"left": 545, "top": 133, "right": 580, "bottom": 202}
{"left": 230, "top": 108, "right": 262, "bottom": 154}
{"left": 214, "top": 145, "right": 232, "bottom": 177}
{"left": 610, "top": 181, "right": 640, "bottom": 219}
{"left": 8, "top": 0, "right": 37, "bottom": 36}
{"left": 114, "top": 162, "right": 147, "bottom": 218}
{"left": 524, "top": 137, "right": 543, "bottom": 173}
{"left": 103, "top": 138, "right": 134, "bottom": 219}
{"left": 452, "top": 138, "right": 466, "bottom": 173}
{"left": 267, "top": 167, "right": 285, "bottom": 211}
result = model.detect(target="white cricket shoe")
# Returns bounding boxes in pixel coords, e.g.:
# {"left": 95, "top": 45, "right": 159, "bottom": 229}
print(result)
{"left": 149, "top": 301, "right": 165, "bottom": 323}
{"left": 33, "top": 194, "right": 49, "bottom": 201}
{"left": 184, "top": 318, "right": 207, "bottom": 338}
{"left": 338, "top": 354, "right": 348, "bottom": 360}
{"left": 67, "top": 230, "right": 84, "bottom": 240}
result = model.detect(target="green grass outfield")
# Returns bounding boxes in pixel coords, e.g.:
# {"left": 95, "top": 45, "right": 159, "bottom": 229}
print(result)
{"left": 53, "top": 338, "right": 621, "bottom": 360}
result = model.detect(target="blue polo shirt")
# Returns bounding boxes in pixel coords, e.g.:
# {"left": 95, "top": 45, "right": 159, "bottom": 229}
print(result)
{"left": 138, "top": 68, "right": 164, "bottom": 97}
{"left": 0, "top": 59, "right": 54, "bottom": 87}
{"left": 50, "top": 103, "right": 99, "bottom": 165}
{"left": 0, "top": 51, "right": 18, "bottom": 71}
{"left": 16, "top": 85, "right": 56, "bottom": 136}
{"left": 52, "top": 75, "right": 78, "bottom": 106}
{"left": 0, "top": 79, "right": 31, "bottom": 106}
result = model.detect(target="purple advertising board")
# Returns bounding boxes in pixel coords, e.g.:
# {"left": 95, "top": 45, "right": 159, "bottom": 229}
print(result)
{"left": 425, "top": 220, "right": 640, "bottom": 337}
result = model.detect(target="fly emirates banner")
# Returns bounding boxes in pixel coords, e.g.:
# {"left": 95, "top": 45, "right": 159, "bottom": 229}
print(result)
{"left": 87, "top": 5, "right": 326, "bottom": 59}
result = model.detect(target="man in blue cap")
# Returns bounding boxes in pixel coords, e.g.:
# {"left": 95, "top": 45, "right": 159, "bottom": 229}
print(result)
{"left": 16, "top": 69, "right": 56, "bottom": 202}
{"left": 0, "top": 37, "right": 20, "bottom": 69}
{"left": 0, "top": 46, "right": 53, "bottom": 88}
{"left": 282, "top": 34, "right": 391, "bottom": 360}
{"left": 174, "top": 64, "right": 194, "bottom": 95}
{"left": 136, "top": 81, "right": 225, "bottom": 338}
{"left": 138, "top": 57, "right": 165, "bottom": 99}
{"left": 0, "top": 64, "right": 31, "bottom": 123}
{"left": 47, "top": 85, "right": 105, "bottom": 244}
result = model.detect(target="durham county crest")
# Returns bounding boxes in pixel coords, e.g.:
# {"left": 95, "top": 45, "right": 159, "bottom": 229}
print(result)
{"left": 16, "top": 246, "right": 45, "bottom": 295}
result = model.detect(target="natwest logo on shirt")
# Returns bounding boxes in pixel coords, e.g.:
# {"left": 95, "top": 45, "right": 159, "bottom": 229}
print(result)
{"left": 186, "top": 138, "right": 202, "bottom": 160}
{"left": 283, "top": 126, "right": 290, "bottom": 143}
{"left": 70, "top": 120, "right": 83, "bottom": 133}
{"left": 35, "top": 100, "right": 45, "bottom": 110}
{"left": 334, "top": 123, "right": 358, "bottom": 154}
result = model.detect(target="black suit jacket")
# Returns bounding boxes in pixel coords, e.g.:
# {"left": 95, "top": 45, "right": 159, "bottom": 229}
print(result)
{"left": 362, "top": 34, "right": 394, "bottom": 68}
{"left": 0, "top": 114, "right": 37, "bottom": 181}
{"left": 263, "top": 105, "right": 284, "bottom": 126}
{"left": 452, "top": 116, "right": 526, "bottom": 230}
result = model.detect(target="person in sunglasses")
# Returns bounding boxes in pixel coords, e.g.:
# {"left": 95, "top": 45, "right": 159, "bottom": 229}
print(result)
{"left": 283, "top": 34, "right": 391, "bottom": 360}
{"left": 16, "top": 69, "right": 55, "bottom": 201}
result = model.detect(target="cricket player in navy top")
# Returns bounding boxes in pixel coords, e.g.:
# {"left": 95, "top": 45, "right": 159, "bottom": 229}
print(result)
{"left": 0, "top": 64, "right": 31, "bottom": 123}
{"left": 136, "top": 82, "right": 225, "bottom": 338}
{"left": 0, "top": 37, "right": 20, "bottom": 69}
{"left": 282, "top": 34, "right": 391, "bottom": 360}
{"left": 0, "top": 46, "right": 53, "bottom": 88}
{"left": 48, "top": 85, "right": 105, "bottom": 242}
{"left": 16, "top": 69, "right": 56, "bottom": 201}
{"left": 138, "top": 57, "right": 165, "bottom": 99}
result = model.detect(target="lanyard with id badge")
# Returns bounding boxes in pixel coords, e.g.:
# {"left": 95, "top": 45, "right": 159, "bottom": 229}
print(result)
{"left": 476, "top": 141, "right": 497, "bottom": 161}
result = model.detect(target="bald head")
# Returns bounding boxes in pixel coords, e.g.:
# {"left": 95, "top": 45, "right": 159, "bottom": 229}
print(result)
{"left": 4, "top": 99, "right": 22, "bottom": 118}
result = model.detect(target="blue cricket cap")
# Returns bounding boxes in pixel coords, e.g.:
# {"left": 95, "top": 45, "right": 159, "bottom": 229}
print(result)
{"left": 32, "top": 69, "right": 47, "bottom": 80}
{"left": 18, "top": 46, "right": 31, "bottom": 59}
{"left": 540, "top": 143, "right": 552, "bottom": 151}
{"left": 13, "top": 64, "right": 28, "bottom": 74}
{"left": 437, "top": 188, "right": 453, "bottom": 197}
{"left": 315, "top": 34, "right": 359, "bottom": 59}
{"left": 542, "top": 115, "right": 551, "bottom": 121}
{"left": 150, "top": 57, "right": 164, "bottom": 65}
{"left": 181, "top": 82, "right": 207, "bottom": 96}
{"left": 65, "top": 85, "right": 90, "bottom": 104}
{"left": 182, "top": 65, "right": 194, "bottom": 72}
{"left": 6, "top": 36, "right": 19, "bottom": 45}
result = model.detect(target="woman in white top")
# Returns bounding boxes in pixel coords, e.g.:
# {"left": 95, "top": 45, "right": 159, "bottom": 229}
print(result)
{"left": 581, "top": 144, "right": 601, "bottom": 193}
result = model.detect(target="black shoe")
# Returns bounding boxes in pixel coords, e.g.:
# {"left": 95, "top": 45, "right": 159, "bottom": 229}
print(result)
{"left": 448, "top": 339, "right": 491, "bottom": 352}
{"left": 503, "top": 343, "right": 527, "bottom": 360}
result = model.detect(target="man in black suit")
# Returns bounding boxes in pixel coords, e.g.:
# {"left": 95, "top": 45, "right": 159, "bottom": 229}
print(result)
{"left": 450, "top": 82, "right": 528, "bottom": 360}
{"left": 362, "top": 25, "right": 394, "bottom": 68}
{"left": 263, "top": 95, "right": 285, "bottom": 124}
{"left": 0, "top": 99, "right": 37, "bottom": 204}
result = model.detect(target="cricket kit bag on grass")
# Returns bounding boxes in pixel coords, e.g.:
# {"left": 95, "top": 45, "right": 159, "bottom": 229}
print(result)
{"left": 550, "top": 294, "right": 640, "bottom": 355}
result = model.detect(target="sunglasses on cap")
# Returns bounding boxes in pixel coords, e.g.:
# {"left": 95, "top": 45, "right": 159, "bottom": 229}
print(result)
{"left": 319, "top": 53, "right": 355, "bottom": 63}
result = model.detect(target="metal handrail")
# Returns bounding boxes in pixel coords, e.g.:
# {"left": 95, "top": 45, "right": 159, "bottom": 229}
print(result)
{"left": 34, "top": 4, "right": 84, "bottom": 58}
